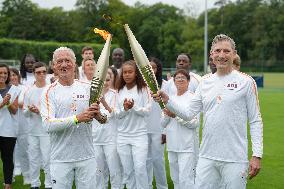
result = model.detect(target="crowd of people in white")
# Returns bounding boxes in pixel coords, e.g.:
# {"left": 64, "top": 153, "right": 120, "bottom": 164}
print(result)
{"left": 0, "top": 34, "right": 263, "bottom": 189}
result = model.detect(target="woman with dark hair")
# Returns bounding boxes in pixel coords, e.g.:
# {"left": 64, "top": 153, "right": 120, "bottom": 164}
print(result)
{"left": 20, "top": 54, "right": 37, "bottom": 86}
{"left": 0, "top": 64, "right": 19, "bottom": 189}
{"left": 108, "top": 66, "right": 118, "bottom": 90}
{"left": 161, "top": 69, "right": 199, "bottom": 189}
{"left": 146, "top": 57, "right": 168, "bottom": 189}
{"left": 9, "top": 68, "right": 31, "bottom": 185}
{"left": 115, "top": 60, "right": 151, "bottom": 189}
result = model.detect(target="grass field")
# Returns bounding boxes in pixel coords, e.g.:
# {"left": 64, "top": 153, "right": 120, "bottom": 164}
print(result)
{"left": 1, "top": 72, "right": 284, "bottom": 189}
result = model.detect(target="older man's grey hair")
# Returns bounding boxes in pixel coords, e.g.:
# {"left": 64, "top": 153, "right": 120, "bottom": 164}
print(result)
{"left": 210, "top": 34, "right": 236, "bottom": 52}
{"left": 53, "top": 47, "right": 76, "bottom": 62}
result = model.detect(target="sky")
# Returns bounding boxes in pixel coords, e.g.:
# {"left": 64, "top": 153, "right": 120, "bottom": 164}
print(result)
{"left": 27, "top": 0, "right": 220, "bottom": 16}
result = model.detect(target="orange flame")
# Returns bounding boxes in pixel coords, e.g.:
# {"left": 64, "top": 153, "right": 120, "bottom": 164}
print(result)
{"left": 94, "top": 28, "right": 110, "bottom": 41}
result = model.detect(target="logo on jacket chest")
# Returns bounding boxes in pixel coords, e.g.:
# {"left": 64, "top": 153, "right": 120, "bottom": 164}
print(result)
{"left": 226, "top": 82, "right": 238, "bottom": 90}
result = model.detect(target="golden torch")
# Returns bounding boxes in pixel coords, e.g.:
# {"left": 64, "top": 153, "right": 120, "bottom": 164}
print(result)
{"left": 124, "top": 24, "right": 165, "bottom": 109}
{"left": 89, "top": 28, "right": 112, "bottom": 123}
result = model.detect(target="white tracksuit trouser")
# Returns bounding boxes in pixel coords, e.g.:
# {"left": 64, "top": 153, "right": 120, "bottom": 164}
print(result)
{"left": 168, "top": 151, "right": 195, "bottom": 189}
{"left": 15, "top": 134, "right": 30, "bottom": 182}
{"left": 146, "top": 133, "right": 168, "bottom": 189}
{"left": 195, "top": 157, "right": 248, "bottom": 189}
{"left": 94, "top": 144, "right": 122, "bottom": 189}
{"left": 28, "top": 135, "right": 52, "bottom": 188}
{"left": 117, "top": 134, "right": 149, "bottom": 189}
{"left": 50, "top": 158, "right": 97, "bottom": 189}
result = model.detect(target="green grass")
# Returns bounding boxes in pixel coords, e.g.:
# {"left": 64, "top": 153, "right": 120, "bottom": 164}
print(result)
{"left": 2, "top": 73, "right": 284, "bottom": 189}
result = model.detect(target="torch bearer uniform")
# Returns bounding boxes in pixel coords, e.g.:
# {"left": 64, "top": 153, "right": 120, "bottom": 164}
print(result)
{"left": 92, "top": 88, "right": 122, "bottom": 189}
{"left": 162, "top": 90, "right": 199, "bottom": 189}
{"left": 146, "top": 99, "right": 168, "bottom": 189}
{"left": 166, "top": 70, "right": 263, "bottom": 189}
{"left": 40, "top": 80, "right": 97, "bottom": 189}
{"left": 23, "top": 84, "right": 52, "bottom": 188}
{"left": 115, "top": 85, "right": 151, "bottom": 189}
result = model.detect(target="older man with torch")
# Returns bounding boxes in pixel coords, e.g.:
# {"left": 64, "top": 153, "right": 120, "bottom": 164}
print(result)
{"left": 40, "top": 32, "right": 111, "bottom": 189}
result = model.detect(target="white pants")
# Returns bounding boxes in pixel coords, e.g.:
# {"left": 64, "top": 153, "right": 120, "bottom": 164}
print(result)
{"left": 15, "top": 134, "right": 30, "bottom": 182}
{"left": 28, "top": 135, "right": 52, "bottom": 188}
{"left": 94, "top": 144, "right": 122, "bottom": 189}
{"left": 196, "top": 157, "right": 248, "bottom": 189}
{"left": 50, "top": 158, "right": 97, "bottom": 189}
{"left": 146, "top": 133, "right": 168, "bottom": 189}
{"left": 117, "top": 135, "right": 149, "bottom": 189}
{"left": 168, "top": 151, "right": 195, "bottom": 189}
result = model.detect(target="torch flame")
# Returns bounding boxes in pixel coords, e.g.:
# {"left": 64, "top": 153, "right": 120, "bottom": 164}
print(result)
{"left": 94, "top": 28, "right": 110, "bottom": 41}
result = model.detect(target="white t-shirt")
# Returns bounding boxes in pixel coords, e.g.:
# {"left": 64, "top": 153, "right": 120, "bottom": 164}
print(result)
{"left": 41, "top": 80, "right": 95, "bottom": 162}
{"left": 167, "top": 70, "right": 263, "bottom": 162}
{"left": 115, "top": 85, "right": 151, "bottom": 138}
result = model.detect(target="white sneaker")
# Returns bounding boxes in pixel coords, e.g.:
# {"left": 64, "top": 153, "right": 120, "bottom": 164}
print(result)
{"left": 13, "top": 167, "right": 22, "bottom": 176}
{"left": 23, "top": 177, "right": 31, "bottom": 185}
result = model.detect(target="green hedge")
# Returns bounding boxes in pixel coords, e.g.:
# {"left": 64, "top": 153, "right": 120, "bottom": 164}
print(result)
{"left": 0, "top": 38, "right": 117, "bottom": 66}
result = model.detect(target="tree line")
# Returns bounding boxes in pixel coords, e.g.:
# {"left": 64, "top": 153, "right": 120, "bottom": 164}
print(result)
{"left": 0, "top": 0, "right": 283, "bottom": 72}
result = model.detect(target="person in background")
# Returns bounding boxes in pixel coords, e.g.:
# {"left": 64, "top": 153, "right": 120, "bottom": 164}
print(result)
{"left": 112, "top": 48, "right": 125, "bottom": 72}
{"left": 0, "top": 64, "right": 19, "bottom": 189}
{"left": 81, "top": 58, "right": 96, "bottom": 82}
{"left": 79, "top": 46, "right": 95, "bottom": 79}
{"left": 20, "top": 54, "right": 37, "bottom": 87}
{"left": 23, "top": 62, "right": 52, "bottom": 189}
{"left": 108, "top": 66, "right": 118, "bottom": 90}
{"left": 10, "top": 68, "right": 31, "bottom": 185}
{"left": 92, "top": 72, "right": 122, "bottom": 189}
{"left": 146, "top": 57, "right": 168, "bottom": 189}
{"left": 162, "top": 69, "right": 199, "bottom": 189}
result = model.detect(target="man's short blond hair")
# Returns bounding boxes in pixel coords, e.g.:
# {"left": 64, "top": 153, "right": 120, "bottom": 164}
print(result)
{"left": 211, "top": 34, "right": 236, "bottom": 52}
{"left": 53, "top": 47, "right": 76, "bottom": 62}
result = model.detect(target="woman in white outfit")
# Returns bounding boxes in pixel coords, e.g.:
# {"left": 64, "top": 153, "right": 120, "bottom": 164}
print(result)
{"left": 0, "top": 64, "right": 19, "bottom": 189}
{"left": 161, "top": 69, "right": 199, "bottom": 189}
{"left": 115, "top": 60, "right": 151, "bottom": 189}
{"left": 10, "top": 68, "right": 31, "bottom": 185}
{"left": 92, "top": 72, "right": 122, "bottom": 189}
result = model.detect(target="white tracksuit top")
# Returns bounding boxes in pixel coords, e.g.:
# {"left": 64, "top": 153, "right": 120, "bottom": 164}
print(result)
{"left": 163, "top": 72, "right": 201, "bottom": 95}
{"left": 92, "top": 88, "right": 118, "bottom": 145}
{"left": 167, "top": 70, "right": 263, "bottom": 162}
{"left": 115, "top": 85, "right": 151, "bottom": 138}
{"left": 18, "top": 85, "right": 30, "bottom": 135}
{"left": 40, "top": 80, "right": 95, "bottom": 162}
{"left": 162, "top": 91, "right": 199, "bottom": 153}
{"left": 23, "top": 84, "right": 48, "bottom": 136}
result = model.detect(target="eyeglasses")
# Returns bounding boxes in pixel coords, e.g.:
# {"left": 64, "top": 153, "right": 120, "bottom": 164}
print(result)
{"left": 174, "top": 76, "right": 187, "bottom": 81}
{"left": 35, "top": 70, "right": 47, "bottom": 75}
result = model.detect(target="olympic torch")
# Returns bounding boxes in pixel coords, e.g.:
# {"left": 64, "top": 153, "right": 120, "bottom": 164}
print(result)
{"left": 124, "top": 24, "right": 165, "bottom": 109}
{"left": 89, "top": 29, "right": 112, "bottom": 123}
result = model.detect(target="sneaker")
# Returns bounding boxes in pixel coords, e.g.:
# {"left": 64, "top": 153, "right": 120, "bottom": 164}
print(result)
{"left": 23, "top": 175, "right": 31, "bottom": 185}
{"left": 13, "top": 167, "right": 22, "bottom": 176}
